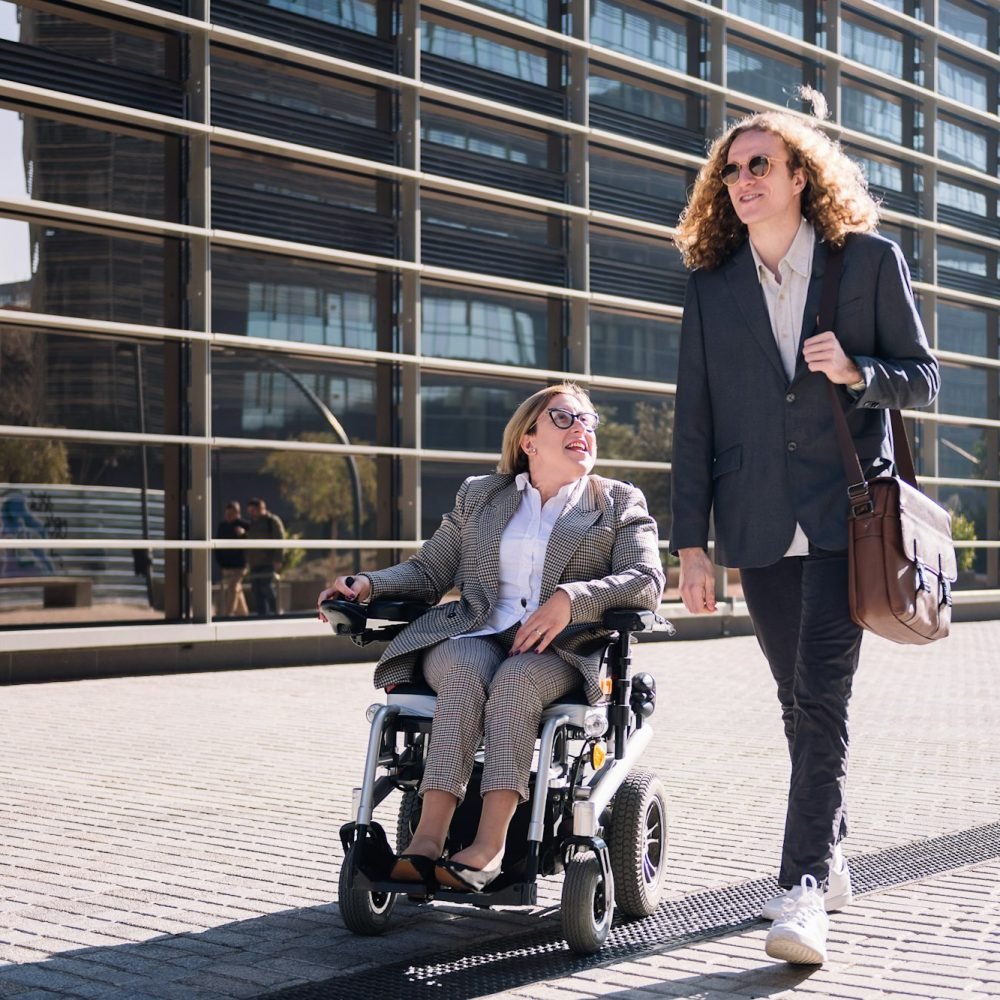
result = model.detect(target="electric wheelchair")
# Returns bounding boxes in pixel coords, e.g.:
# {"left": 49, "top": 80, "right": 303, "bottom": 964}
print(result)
{"left": 324, "top": 595, "right": 675, "bottom": 954}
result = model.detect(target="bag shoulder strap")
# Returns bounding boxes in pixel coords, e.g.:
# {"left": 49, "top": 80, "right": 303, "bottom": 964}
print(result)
{"left": 820, "top": 242, "right": 918, "bottom": 501}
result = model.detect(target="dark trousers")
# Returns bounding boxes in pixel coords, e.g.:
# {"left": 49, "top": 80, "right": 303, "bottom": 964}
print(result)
{"left": 740, "top": 546, "right": 863, "bottom": 889}
{"left": 250, "top": 572, "right": 278, "bottom": 616}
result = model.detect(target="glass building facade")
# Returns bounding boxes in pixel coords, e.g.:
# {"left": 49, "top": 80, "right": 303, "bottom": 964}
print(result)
{"left": 0, "top": 0, "right": 997, "bottom": 669}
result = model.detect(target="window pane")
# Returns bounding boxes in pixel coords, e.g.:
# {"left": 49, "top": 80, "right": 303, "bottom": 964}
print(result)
{"left": 422, "top": 20, "right": 548, "bottom": 84}
{"left": 420, "top": 461, "right": 498, "bottom": 539}
{"left": 842, "top": 84, "right": 903, "bottom": 144}
{"left": 211, "top": 150, "right": 396, "bottom": 257}
{"left": 937, "top": 302, "right": 988, "bottom": 355}
{"left": 211, "top": 347, "right": 378, "bottom": 445}
{"left": 591, "top": 310, "right": 680, "bottom": 382}
{"left": 937, "top": 117, "right": 989, "bottom": 172}
{"left": 939, "top": 0, "right": 990, "bottom": 47}
{"left": 0, "top": 327, "right": 168, "bottom": 435}
{"left": 937, "top": 179, "right": 987, "bottom": 216}
{"left": 938, "top": 57, "right": 989, "bottom": 112}
{"left": 211, "top": 48, "right": 396, "bottom": 163}
{"left": 421, "top": 285, "right": 554, "bottom": 367}
{"left": 1, "top": 108, "right": 173, "bottom": 220}
{"left": 465, "top": 0, "right": 549, "bottom": 26}
{"left": 727, "top": 0, "right": 804, "bottom": 39}
{"left": 212, "top": 248, "right": 381, "bottom": 349}
{"left": 842, "top": 17, "right": 903, "bottom": 77}
{"left": 591, "top": 0, "right": 688, "bottom": 72}
{"left": 727, "top": 39, "right": 803, "bottom": 105}
{"left": 0, "top": 217, "right": 177, "bottom": 325}
{"left": 590, "top": 148, "right": 690, "bottom": 225}
{"left": 590, "top": 227, "right": 688, "bottom": 304}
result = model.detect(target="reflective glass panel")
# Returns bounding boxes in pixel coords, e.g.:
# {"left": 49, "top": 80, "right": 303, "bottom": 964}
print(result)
{"left": 938, "top": 56, "right": 989, "bottom": 112}
{"left": 210, "top": 48, "right": 396, "bottom": 162}
{"left": 937, "top": 178, "right": 988, "bottom": 215}
{"left": 0, "top": 327, "right": 167, "bottom": 435}
{"left": 267, "top": 0, "right": 378, "bottom": 34}
{"left": 842, "top": 84, "right": 903, "bottom": 144}
{"left": 589, "top": 72, "right": 688, "bottom": 129}
{"left": 0, "top": 217, "right": 177, "bottom": 325}
{"left": 939, "top": 0, "right": 990, "bottom": 47}
{"left": 212, "top": 248, "right": 380, "bottom": 349}
{"left": 727, "top": 39, "right": 803, "bottom": 105}
{"left": 466, "top": 0, "right": 548, "bottom": 25}
{"left": 0, "top": 108, "right": 172, "bottom": 220}
{"left": 937, "top": 117, "right": 989, "bottom": 172}
{"left": 211, "top": 347, "right": 377, "bottom": 445}
{"left": 421, "top": 285, "right": 554, "bottom": 367}
{"left": 939, "top": 241, "right": 990, "bottom": 277}
{"left": 420, "top": 461, "right": 500, "bottom": 540}
{"left": 590, "top": 310, "right": 680, "bottom": 383}
{"left": 422, "top": 20, "right": 549, "bottom": 84}
{"left": 727, "top": 0, "right": 804, "bottom": 39}
{"left": 591, "top": 0, "right": 687, "bottom": 71}
{"left": 937, "top": 302, "right": 988, "bottom": 355}
{"left": 211, "top": 446, "right": 385, "bottom": 613}
{"left": 841, "top": 17, "right": 903, "bottom": 77}
{"left": 590, "top": 148, "right": 690, "bottom": 226}
{"left": 938, "top": 362, "right": 988, "bottom": 419}
{"left": 938, "top": 484, "right": 990, "bottom": 579}
{"left": 421, "top": 375, "right": 539, "bottom": 453}
{"left": 211, "top": 150, "right": 395, "bottom": 257}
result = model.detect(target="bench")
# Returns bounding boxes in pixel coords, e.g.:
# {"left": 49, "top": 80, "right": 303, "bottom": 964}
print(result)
{"left": 0, "top": 576, "right": 94, "bottom": 607}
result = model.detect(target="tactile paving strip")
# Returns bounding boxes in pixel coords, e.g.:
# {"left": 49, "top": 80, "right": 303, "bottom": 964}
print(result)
{"left": 261, "top": 820, "right": 1000, "bottom": 1000}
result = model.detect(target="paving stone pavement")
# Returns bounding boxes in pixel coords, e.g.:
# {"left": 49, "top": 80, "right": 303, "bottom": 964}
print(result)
{"left": 1, "top": 620, "right": 998, "bottom": 999}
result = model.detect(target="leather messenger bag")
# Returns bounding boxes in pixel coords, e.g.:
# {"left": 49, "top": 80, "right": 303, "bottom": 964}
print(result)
{"left": 821, "top": 245, "right": 957, "bottom": 645}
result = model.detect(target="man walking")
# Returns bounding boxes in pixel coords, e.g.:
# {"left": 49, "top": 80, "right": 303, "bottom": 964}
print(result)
{"left": 670, "top": 96, "right": 939, "bottom": 965}
{"left": 215, "top": 501, "right": 249, "bottom": 616}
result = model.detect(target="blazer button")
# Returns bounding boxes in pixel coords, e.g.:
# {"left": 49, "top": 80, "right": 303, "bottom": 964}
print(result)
{"left": 787, "top": 441, "right": 798, "bottom": 451}
{"left": 785, "top": 392, "right": 796, "bottom": 403}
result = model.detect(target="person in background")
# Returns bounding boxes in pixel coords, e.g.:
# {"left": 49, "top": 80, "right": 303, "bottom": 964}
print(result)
{"left": 670, "top": 92, "right": 939, "bottom": 966}
{"left": 215, "top": 501, "right": 249, "bottom": 617}
{"left": 318, "top": 383, "right": 664, "bottom": 893}
{"left": 246, "top": 497, "right": 286, "bottom": 617}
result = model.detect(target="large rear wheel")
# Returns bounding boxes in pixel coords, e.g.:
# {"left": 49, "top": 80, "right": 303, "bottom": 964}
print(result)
{"left": 339, "top": 842, "right": 397, "bottom": 935}
{"left": 561, "top": 853, "right": 614, "bottom": 955}
{"left": 396, "top": 788, "right": 422, "bottom": 852}
{"left": 607, "top": 769, "right": 668, "bottom": 917}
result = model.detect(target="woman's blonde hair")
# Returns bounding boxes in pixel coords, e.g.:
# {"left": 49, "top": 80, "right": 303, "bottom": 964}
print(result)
{"left": 674, "top": 93, "right": 880, "bottom": 272}
{"left": 497, "top": 383, "right": 593, "bottom": 475}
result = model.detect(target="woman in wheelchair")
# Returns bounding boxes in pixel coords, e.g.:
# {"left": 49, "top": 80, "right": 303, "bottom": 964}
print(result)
{"left": 317, "top": 383, "right": 665, "bottom": 894}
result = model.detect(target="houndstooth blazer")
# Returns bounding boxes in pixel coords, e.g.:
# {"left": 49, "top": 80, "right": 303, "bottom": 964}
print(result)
{"left": 361, "top": 473, "right": 665, "bottom": 705}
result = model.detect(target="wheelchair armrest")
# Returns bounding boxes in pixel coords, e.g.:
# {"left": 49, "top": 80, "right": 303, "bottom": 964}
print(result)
{"left": 601, "top": 608, "right": 675, "bottom": 635}
{"left": 320, "top": 597, "right": 434, "bottom": 636}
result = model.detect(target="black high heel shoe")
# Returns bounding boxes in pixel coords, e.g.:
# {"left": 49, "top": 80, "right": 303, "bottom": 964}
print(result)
{"left": 390, "top": 853, "right": 437, "bottom": 884}
{"left": 434, "top": 857, "right": 502, "bottom": 893}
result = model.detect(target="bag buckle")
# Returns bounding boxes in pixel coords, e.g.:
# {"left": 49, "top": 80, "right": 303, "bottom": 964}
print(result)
{"left": 847, "top": 482, "right": 873, "bottom": 517}
{"left": 914, "top": 559, "right": 931, "bottom": 595}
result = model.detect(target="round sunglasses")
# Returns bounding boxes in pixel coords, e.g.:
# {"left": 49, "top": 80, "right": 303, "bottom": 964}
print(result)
{"left": 720, "top": 154, "right": 787, "bottom": 187}
{"left": 546, "top": 407, "right": 600, "bottom": 432}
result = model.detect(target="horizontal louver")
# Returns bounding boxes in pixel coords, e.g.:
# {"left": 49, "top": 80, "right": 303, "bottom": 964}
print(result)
{"left": 0, "top": 40, "right": 183, "bottom": 116}
{"left": 590, "top": 256, "right": 687, "bottom": 305}
{"left": 212, "top": 91, "right": 395, "bottom": 164}
{"left": 213, "top": 184, "right": 396, "bottom": 257}
{"left": 421, "top": 146, "right": 564, "bottom": 200}
{"left": 421, "top": 54, "right": 565, "bottom": 118}
{"left": 211, "top": 0, "right": 395, "bottom": 71}
{"left": 937, "top": 268, "right": 997, "bottom": 296}
{"left": 938, "top": 205, "right": 1000, "bottom": 239}
{"left": 590, "top": 187, "right": 685, "bottom": 227}
{"left": 422, "top": 224, "right": 565, "bottom": 284}
{"left": 590, "top": 105, "right": 705, "bottom": 155}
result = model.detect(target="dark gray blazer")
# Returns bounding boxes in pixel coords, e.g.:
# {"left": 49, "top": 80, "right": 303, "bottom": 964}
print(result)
{"left": 670, "top": 232, "right": 940, "bottom": 569}
{"left": 362, "top": 473, "right": 665, "bottom": 704}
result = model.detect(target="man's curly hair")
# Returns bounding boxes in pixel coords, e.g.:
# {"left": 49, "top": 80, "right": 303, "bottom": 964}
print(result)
{"left": 674, "top": 100, "right": 880, "bottom": 272}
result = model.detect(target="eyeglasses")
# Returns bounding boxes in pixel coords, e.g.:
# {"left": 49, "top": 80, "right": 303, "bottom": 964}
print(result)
{"left": 720, "top": 154, "right": 786, "bottom": 187}
{"left": 546, "top": 407, "right": 600, "bottom": 432}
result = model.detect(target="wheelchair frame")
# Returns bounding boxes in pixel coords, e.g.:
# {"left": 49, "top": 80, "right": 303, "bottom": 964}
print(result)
{"left": 326, "top": 597, "right": 674, "bottom": 954}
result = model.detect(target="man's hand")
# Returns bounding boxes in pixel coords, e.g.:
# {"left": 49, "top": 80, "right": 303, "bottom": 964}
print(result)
{"left": 802, "top": 330, "right": 863, "bottom": 385}
{"left": 678, "top": 547, "right": 718, "bottom": 614}
{"left": 511, "top": 589, "right": 572, "bottom": 654}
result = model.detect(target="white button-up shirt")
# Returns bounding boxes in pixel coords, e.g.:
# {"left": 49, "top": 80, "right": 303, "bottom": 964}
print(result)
{"left": 749, "top": 217, "right": 815, "bottom": 558}
{"left": 460, "top": 472, "right": 585, "bottom": 638}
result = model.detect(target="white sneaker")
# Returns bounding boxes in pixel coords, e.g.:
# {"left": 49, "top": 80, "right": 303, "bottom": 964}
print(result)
{"left": 765, "top": 874, "right": 829, "bottom": 965}
{"left": 761, "top": 845, "right": 853, "bottom": 920}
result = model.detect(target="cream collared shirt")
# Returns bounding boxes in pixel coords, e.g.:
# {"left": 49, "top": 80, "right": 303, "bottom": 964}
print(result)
{"left": 459, "top": 472, "right": 586, "bottom": 638}
{"left": 749, "top": 217, "right": 815, "bottom": 558}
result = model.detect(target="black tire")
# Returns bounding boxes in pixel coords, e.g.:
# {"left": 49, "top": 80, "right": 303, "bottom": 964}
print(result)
{"left": 396, "top": 788, "right": 422, "bottom": 853}
{"left": 607, "top": 769, "right": 668, "bottom": 917}
{"left": 561, "top": 853, "right": 614, "bottom": 955}
{"left": 338, "top": 842, "right": 397, "bottom": 935}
